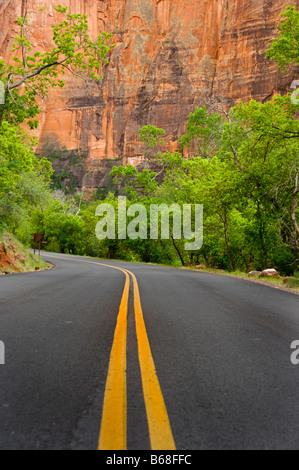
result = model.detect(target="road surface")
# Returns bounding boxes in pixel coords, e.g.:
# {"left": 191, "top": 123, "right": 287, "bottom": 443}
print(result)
{"left": 0, "top": 253, "right": 298, "bottom": 450}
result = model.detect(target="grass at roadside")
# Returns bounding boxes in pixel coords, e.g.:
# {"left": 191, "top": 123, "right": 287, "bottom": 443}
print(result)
{"left": 182, "top": 266, "right": 299, "bottom": 292}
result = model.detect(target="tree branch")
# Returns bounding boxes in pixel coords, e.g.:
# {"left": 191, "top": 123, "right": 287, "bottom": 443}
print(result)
{"left": 60, "top": 63, "right": 89, "bottom": 83}
{"left": 8, "top": 56, "right": 70, "bottom": 90}
{"left": 230, "top": 145, "right": 244, "bottom": 170}
{"left": 272, "top": 124, "right": 299, "bottom": 138}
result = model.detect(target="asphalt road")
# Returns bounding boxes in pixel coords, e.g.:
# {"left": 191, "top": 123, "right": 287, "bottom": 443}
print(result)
{"left": 0, "top": 252, "right": 299, "bottom": 450}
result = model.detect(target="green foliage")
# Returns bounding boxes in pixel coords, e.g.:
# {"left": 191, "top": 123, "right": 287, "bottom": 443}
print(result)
{"left": 179, "top": 106, "right": 224, "bottom": 158}
{"left": 98, "top": 97, "right": 298, "bottom": 273}
{"left": 0, "top": 5, "right": 114, "bottom": 127}
{"left": 138, "top": 125, "right": 165, "bottom": 156}
{"left": 266, "top": 5, "right": 299, "bottom": 71}
{"left": 0, "top": 122, "right": 53, "bottom": 232}
{"left": 111, "top": 164, "right": 158, "bottom": 198}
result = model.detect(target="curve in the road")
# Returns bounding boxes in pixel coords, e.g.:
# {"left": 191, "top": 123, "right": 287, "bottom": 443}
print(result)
{"left": 44, "top": 255, "right": 176, "bottom": 451}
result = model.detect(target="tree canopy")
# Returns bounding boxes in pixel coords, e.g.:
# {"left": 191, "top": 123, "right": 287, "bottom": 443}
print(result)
{"left": 266, "top": 5, "right": 299, "bottom": 70}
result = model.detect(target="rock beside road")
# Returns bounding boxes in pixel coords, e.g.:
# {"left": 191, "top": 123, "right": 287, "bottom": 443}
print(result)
{"left": 248, "top": 269, "right": 284, "bottom": 281}
{"left": 259, "top": 269, "right": 281, "bottom": 279}
{"left": 248, "top": 271, "right": 262, "bottom": 277}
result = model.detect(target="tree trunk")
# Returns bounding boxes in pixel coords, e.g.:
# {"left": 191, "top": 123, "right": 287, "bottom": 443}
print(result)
{"left": 256, "top": 200, "right": 268, "bottom": 268}
{"left": 0, "top": 104, "right": 4, "bottom": 127}
{"left": 0, "top": 88, "right": 8, "bottom": 127}
{"left": 291, "top": 170, "right": 299, "bottom": 236}
{"left": 171, "top": 236, "right": 185, "bottom": 266}
{"left": 224, "top": 220, "right": 236, "bottom": 271}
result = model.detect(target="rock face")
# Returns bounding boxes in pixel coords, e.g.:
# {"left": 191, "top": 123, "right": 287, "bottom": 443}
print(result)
{"left": 0, "top": 0, "right": 298, "bottom": 189}
{"left": 0, "top": 230, "right": 49, "bottom": 274}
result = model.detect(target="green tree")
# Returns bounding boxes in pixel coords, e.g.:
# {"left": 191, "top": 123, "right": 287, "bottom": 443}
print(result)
{"left": 138, "top": 125, "right": 165, "bottom": 157}
{"left": 179, "top": 106, "right": 224, "bottom": 159}
{"left": 0, "top": 4, "right": 113, "bottom": 127}
{"left": 0, "top": 122, "right": 52, "bottom": 230}
{"left": 153, "top": 94, "right": 298, "bottom": 272}
{"left": 111, "top": 165, "right": 158, "bottom": 198}
{"left": 266, "top": 4, "right": 299, "bottom": 244}
{"left": 266, "top": 5, "right": 299, "bottom": 71}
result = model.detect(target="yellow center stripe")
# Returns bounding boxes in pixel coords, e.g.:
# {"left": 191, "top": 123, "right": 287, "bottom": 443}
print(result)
{"left": 130, "top": 270, "right": 176, "bottom": 450}
{"left": 42, "top": 255, "right": 175, "bottom": 450}
{"left": 44, "top": 255, "right": 129, "bottom": 449}
{"left": 98, "top": 268, "right": 129, "bottom": 450}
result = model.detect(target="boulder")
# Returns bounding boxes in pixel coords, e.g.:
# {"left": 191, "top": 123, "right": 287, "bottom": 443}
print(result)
{"left": 259, "top": 269, "right": 281, "bottom": 279}
{"left": 15, "top": 253, "right": 25, "bottom": 263}
{"left": 248, "top": 271, "right": 262, "bottom": 277}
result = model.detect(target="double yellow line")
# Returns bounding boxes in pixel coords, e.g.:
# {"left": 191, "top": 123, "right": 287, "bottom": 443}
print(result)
{"left": 44, "top": 255, "right": 176, "bottom": 450}
{"left": 98, "top": 264, "right": 176, "bottom": 450}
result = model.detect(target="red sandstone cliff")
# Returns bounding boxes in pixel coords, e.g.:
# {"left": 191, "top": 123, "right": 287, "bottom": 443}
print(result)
{"left": 0, "top": 0, "right": 298, "bottom": 188}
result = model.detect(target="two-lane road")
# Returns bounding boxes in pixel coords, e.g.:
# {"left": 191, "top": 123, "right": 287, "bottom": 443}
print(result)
{"left": 0, "top": 253, "right": 299, "bottom": 450}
